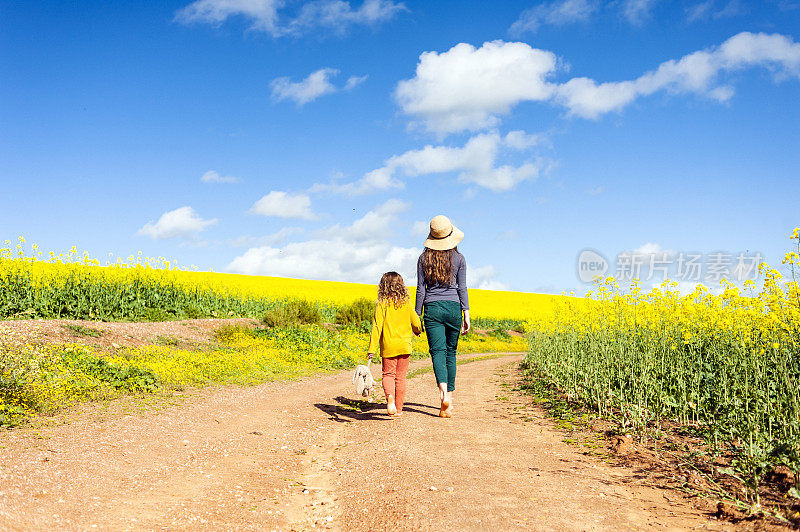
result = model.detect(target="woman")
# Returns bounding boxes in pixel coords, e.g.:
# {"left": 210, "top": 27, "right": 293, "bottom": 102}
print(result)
{"left": 415, "top": 215, "right": 470, "bottom": 418}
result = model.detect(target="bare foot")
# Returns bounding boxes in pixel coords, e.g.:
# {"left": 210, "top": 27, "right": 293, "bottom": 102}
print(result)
{"left": 387, "top": 396, "right": 397, "bottom": 416}
{"left": 439, "top": 398, "right": 451, "bottom": 418}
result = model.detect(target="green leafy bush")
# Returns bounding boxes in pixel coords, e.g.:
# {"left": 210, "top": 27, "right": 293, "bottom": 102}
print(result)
{"left": 472, "top": 317, "right": 528, "bottom": 333}
{"left": 0, "top": 345, "right": 161, "bottom": 427}
{"left": 335, "top": 298, "right": 374, "bottom": 332}
{"left": 214, "top": 324, "right": 249, "bottom": 342}
{"left": 64, "top": 324, "right": 102, "bottom": 337}
{"left": 60, "top": 349, "right": 160, "bottom": 392}
{"left": 182, "top": 305, "right": 202, "bottom": 319}
{"left": 488, "top": 327, "right": 512, "bottom": 340}
{"left": 0, "top": 404, "right": 25, "bottom": 427}
{"left": 261, "top": 300, "right": 322, "bottom": 327}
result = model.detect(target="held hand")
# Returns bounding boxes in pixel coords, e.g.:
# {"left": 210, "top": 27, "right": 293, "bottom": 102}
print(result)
{"left": 367, "top": 352, "right": 374, "bottom": 360}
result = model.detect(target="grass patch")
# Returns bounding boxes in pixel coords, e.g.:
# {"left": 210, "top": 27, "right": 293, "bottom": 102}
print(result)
{"left": 63, "top": 324, "right": 102, "bottom": 338}
{"left": 472, "top": 317, "right": 529, "bottom": 334}
{"left": 334, "top": 298, "right": 373, "bottom": 332}
{"left": 0, "top": 344, "right": 160, "bottom": 427}
{"left": 156, "top": 336, "right": 179, "bottom": 346}
{"left": 487, "top": 327, "right": 512, "bottom": 340}
{"left": 261, "top": 300, "right": 322, "bottom": 328}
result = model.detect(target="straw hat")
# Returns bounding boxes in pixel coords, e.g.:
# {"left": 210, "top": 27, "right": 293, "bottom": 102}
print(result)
{"left": 424, "top": 215, "right": 464, "bottom": 250}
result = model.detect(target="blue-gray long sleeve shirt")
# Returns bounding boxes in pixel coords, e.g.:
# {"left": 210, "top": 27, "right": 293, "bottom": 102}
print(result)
{"left": 415, "top": 250, "right": 469, "bottom": 315}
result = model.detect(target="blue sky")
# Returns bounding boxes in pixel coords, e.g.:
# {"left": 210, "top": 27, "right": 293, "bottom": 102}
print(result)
{"left": 1, "top": 0, "right": 799, "bottom": 293}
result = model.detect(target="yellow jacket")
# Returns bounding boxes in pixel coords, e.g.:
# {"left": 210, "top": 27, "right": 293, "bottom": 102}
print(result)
{"left": 367, "top": 300, "right": 423, "bottom": 358}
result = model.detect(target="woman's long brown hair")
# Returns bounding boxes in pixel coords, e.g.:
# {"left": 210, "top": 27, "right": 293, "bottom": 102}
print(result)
{"left": 422, "top": 247, "right": 456, "bottom": 286}
{"left": 377, "top": 271, "right": 409, "bottom": 307}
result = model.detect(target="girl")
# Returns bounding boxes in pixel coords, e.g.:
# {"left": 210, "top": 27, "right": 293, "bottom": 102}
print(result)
{"left": 415, "top": 215, "right": 470, "bottom": 418}
{"left": 367, "top": 272, "right": 423, "bottom": 416}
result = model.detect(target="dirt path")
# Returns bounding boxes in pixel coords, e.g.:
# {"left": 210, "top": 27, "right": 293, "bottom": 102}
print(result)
{"left": 0, "top": 355, "right": 725, "bottom": 531}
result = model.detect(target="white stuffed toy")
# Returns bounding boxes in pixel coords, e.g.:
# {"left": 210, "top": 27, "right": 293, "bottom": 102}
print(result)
{"left": 352, "top": 359, "right": 376, "bottom": 398}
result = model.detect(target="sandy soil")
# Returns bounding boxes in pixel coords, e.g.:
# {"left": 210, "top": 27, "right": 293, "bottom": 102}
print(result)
{"left": 0, "top": 353, "right": 738, "bottom": 531}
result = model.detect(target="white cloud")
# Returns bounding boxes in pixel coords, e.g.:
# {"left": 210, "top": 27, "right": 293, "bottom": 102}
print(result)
{"left": 227, "top": 199, "right": 419, "bottom": 283}
{"left": 175, "top": 0, "right": 282, "bottom": 32}
{"left": 411, "top": 220, "right": 429, "bottom": 236}
{"left": 316, "top": 198, "right": 408, "bottom": 241}
{"left": 633, "top": 242, "right": 666, "bottom": 255}
{"left": 228, "top": 198, "right": 512, "bottom": 287}
{"left": 621, "top": 0, "right": 659, "bottom": 25}
{"left": 585, "top": 185, "right": 605, "bottom": 195}
{"left": 395, "top": 40, "right": 558, "bottom": 135}
{"left": 344, "top": 74, "right": 368, "bottom": 90}
{"left": 230, "top": 227, "right": 303, "bottom": 247}
{"left": 271, "top": 68, "right": 367, "bottom": 105}
{"left": 271, "top": 68, "right": 337, "bottom": 105}
{"left": 285, "top": 0, "right": 405, "bottom": 36}
{"left": 228, "top": 240, "right": 419, "bottom": 283}
{"left": 137, "top": 206, "right": 218, "bottom": 240}
{"left": 714, "top": 0, "right": 746, "bottom": 18}
{"left": 503, "top": 130, "right": 546, "bottom": 150}
{"left": 201, "top": 170, "right": 240, "bottom": 183}
{"left": 175, "top": 0, "right": 404, "bottom": 36}
{"left": 314, "top": 130, "right": 546, "bottom": 194}
{"left": 468, "top": 265, "right": 509, "bottom": 291}
{"left": 555, "top": 31, "right": 800, "bottom": 118}
{"left": 510, "top": 0, "right": 598, "bottom": 35}
{"left": 687, "top": 0, "right": 745, "bottom": 22}
{"left": 395, "top": 32, "right": 800, "bottom": 134}
{"left": 686, "top": 0, "right": 714, "bottom": 21}
{"left": 395, "top": 32, "right": 800, "bottom": 131}
{"left": 249, "top": 191, "right": 318, "bottom": 220}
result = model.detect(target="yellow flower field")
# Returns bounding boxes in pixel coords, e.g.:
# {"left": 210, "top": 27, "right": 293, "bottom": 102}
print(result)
{"left": 1, "top": 237, "right": 561, "bottom": 322}
{"left": 0, "top": 238, "right": 532, "bottom": 427}
{"left": 523, "top": 228, "right": 800, "bottom": 501}
{"left": 190, "top": 270, "right": 562, "bottom": 321}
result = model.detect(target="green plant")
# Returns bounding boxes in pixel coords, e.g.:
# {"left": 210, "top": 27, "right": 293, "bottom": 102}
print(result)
{"left": 157, "top": 336, "right": 179, "bottom": 346}
{"left": 61, "top": 349, "right": 160, "bottom": 392}
{"left": 261, "top": 300, "right": 322, "bottom": 327}
{"left": 335, "top": 298, "right": 374, "bottom": 332}
{"left": 523, "top": 246, "right": 800, "bottom": 502}
{"left": 488, "top": 327, "right": 512, "bottom": 340}
{"left": 136, "top": 308, "right": 175, "bottom": 322}
{"left": 290, "top": 300, "right": 322, "bottom": 324}
{"left": 472, "top": 317, "right": 528, "bottom": 332}
{"left": 0, "top": 261, "right": 277, "bottom": 322}
{"left": 181, "top": 305, "right": 203, "bottom": 319}
{"left": 63, "top": 324, "right": 102, "bottom": 338}
{"left": 0, "top": 404, "right": 26, "bottom": 427}
{"left": 215, "top": 324, "right": 249, "bottom": 342}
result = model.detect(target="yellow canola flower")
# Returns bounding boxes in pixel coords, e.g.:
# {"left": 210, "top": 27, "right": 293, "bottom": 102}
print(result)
{"left": 0, "top": 237, "right": 568, "bottom": 322}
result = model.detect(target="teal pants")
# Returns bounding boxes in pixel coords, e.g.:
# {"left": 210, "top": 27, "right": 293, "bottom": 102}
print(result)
{"left": 423, "top": 300, "right": 462, "bottom": 392}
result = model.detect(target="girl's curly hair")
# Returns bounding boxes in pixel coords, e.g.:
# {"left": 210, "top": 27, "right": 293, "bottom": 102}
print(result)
{"left": 377, "top": 271, "right": 409, "bottom": 307}
{"left": 422, "top": 247, "right": 456, "bottom": 286}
